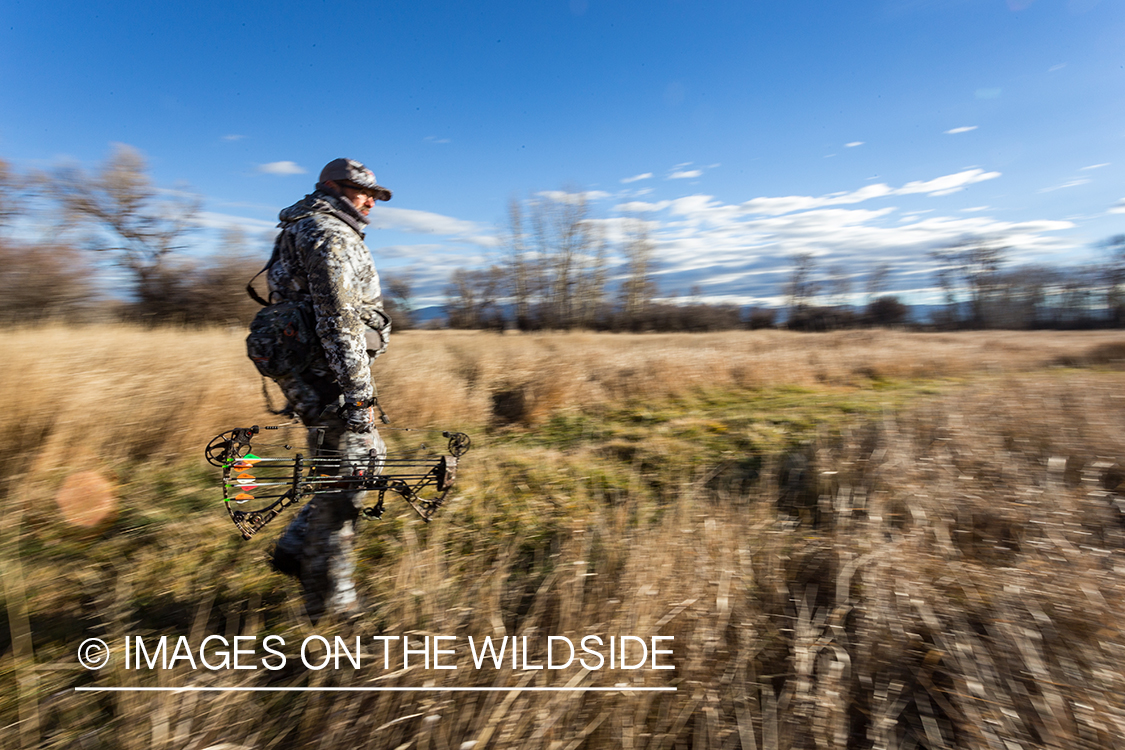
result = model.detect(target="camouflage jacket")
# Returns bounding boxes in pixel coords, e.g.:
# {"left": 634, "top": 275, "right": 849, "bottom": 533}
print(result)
{"left": 267, "top": 189, "right": 391, "bottom": 405}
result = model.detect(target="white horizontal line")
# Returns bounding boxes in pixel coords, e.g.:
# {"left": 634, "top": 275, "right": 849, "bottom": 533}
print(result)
{"left": 75, "top": 686, "right": 676, "bottom": 693}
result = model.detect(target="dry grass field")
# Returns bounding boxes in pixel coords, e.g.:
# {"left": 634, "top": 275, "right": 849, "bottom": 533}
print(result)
{"left": 2, "top": 325, "right": 1125, "bottom": 749}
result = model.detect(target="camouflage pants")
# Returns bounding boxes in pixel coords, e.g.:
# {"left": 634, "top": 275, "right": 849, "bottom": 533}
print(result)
{"left": 271, "top": 364, "right": 386, "bottom": 620}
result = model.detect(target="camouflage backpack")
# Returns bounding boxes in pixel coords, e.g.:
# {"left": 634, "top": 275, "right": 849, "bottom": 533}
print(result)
{"left": 244, "top": 246, "right": 321, "bottom": 379}
{"left": 246, "top": 298, "right": 320, "bottom": 379}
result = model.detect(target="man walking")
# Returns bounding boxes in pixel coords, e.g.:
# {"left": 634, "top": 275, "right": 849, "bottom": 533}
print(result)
{"left": 263, "top": 157, "right": 393, "bottom": 620}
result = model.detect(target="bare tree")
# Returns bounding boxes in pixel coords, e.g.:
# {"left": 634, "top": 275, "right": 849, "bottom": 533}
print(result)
{"left": 929, "top": 237, "right": 1008, "bottom": 328}
{"left": 502, "top": 197, "right": 538, "bottom": 330}
{"left": 1103, "top": 234, "right": 1125, "bottom": 326}
{"left": 502, "top": 190, "right": 607, "bottom": 330}
{"left": 51, "top": 144, "right": 200, "bottom": 319}
{"left": 865, "top": 263, "right": 891, "bottom": 305}
{"left": 826, "top": 264, "right": 853, "bottom": 310}
{"left": 571, "top": 218, "right": 608, "bottom": 328}
{"left": 960, "top": 238, "right": 1007, "bottom": 326}
{"left": 994, "top": 265, "right": 1057, "bottom": 329}
{"left": 785, "top": 252, "right": 820, "bottom": 313}
{"left": 445, "top": 266, "right": 504, "bottom": 329}
{"left": 533, "top": 192, "right": 582, "bottom": 328}
{"left": 928, "top": 248, "right": 961, "bottom": 326}
{"left": 619, "top": 216, "right": 658, "bottom": 328}
{"left": 382, "top": 270, "right": 415, "bottom": 330}
{"left": 1053, "top": 265, "right": 1101, "bottom": 328}
{"left": 0, "top": 158, "right": 29, "bottom": 234}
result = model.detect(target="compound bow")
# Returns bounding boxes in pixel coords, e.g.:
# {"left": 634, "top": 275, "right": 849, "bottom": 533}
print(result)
{"left": 205, "top": 425, "right": 471, "bottom": 540}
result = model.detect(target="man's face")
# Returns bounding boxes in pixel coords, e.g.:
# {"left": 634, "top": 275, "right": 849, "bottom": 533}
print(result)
{"left": 335, "top": 183, "right": 377, "bottom": 216}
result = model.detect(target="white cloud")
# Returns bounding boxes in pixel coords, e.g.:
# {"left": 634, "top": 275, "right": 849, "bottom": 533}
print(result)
{"left": 668, "top": 169, "right": 703, "bottom": 180}
{"left": 845, "top": 141, "right": 864, "bottom": 148}
{"left": 222, "top": 134, "right": 245, "bottom": 142}
{"left": 371, "top": 207, "right": 497, "bottom": 247}
{"left": 424, "top": 136, "right": 451, "bottom": 144}
{"left": 258, "top": 161, "right": 306, "bottom": 175}
{"left": 536, "top": 190, "right": 611, "bottom": 204}
{"left": 673, "top": 161, "right": 693, "bottom": 169}
{"left": 944, "top": 126, "right": 978, "bottom": 134}
{"left": 732, "top": 170, "right": 996, "bottom": 217}
{"left": 1110, "top": 198, "right": 1125, "bottom": 215}
{"left": 897, "top": 168, "right": 1001, "bottom": 196}
{"left": 621, "top": 172, "right": 653, "bottom": 183}
{"left": 154, "top": 186, "right": 204, "bottom": 200}
{"left": 1038, "top": 178, "right": 1091, "bottom": 193}
{"left": 962, "top": 206, "right": 991, "bottom": 212}
{"left": 615, "top": 200, "right": 672, "bottom": 213}
{"left": 1048, "top": 63, "right": 1067, "bottom": 72}
{"left": 1081, "top": 163, "right": 1110, "bottom": 170}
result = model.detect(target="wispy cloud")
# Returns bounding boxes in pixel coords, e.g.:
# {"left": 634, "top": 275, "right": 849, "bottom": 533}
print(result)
{"left": 731, "top": 169, "right": 1000, "bottom": 217}
{"left": 944, "top": 126, "right": 978, "bottom": 135}
{"left": 845, "top": 141, "right": 864, "bottom": 148}
{"left": 740, "top": 184, "right": 891, "bottom": 217}
{"left": 537, "top": 190, "right": 611, "bottom": 204}
{"left": 975, "top": 88, "right": 1001, "bottom": 99}
{"left": 153, "top": 186, "right": 205, "bottom": 201}
{"left": 615, "top": 200, "right": 673, "bottom": 213}
{"left": 1048, "top": 63, "right": 1067, "bottom": 72}
{"left": 1109, "top": 198, "right": 1125, "bottom": 215}
{"left": 193, "top": 211, "right": 280, "bottom": 232}
{"left": 222, "top": 134, "right": 245, "bottom": 142}
{"left": 424, "top": 136, "right": 451, "bottom": 144}
{"left": 1081, "top": 163, "right": 1110, "bottom": 170}
{"left": 621, "top": 172, "right": 653, "bottom": 184}
{"left": 257, "top": 161, "right": 306, "bottom": 175}
{"left": 371, "top": 207, "right": 497, "bottom": 247}
{"left": 1038, "top": 178, "right": 1091, "bottom": 193}
{"left": 897, "top": 168, "right": 1001, "bottom": 197}
{"left": 668, "top": 169, "right": 703, "bottom": 180}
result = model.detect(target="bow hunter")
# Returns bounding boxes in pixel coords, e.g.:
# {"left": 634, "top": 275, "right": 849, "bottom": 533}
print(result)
{"left": 247, "top": 157, "right": 393, "bottom": 620}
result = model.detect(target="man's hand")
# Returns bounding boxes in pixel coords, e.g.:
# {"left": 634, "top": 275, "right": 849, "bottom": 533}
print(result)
{"left": 342, "top": 404, "right": 375, "bottom": 434}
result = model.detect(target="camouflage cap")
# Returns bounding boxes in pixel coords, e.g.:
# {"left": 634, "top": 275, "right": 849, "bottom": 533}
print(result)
{"left": 319, "top": 158, "right": 392, "bottom": 201}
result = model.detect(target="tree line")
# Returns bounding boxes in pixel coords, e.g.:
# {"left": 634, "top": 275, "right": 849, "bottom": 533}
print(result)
{"left": 2, "top": 147, "right": 1123, "bottom": 331}
{"left": 444, "top": 191, "right": 1125, "bottom": 332}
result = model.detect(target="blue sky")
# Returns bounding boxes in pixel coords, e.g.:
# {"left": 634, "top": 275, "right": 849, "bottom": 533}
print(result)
{"left": 2, "top": 0, "right": 1123, "bottom": 307}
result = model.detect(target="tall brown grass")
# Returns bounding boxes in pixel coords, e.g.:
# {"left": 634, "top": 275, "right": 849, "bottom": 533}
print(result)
{"left": 1, "top": 325, "right": 1125, "bottom": 749}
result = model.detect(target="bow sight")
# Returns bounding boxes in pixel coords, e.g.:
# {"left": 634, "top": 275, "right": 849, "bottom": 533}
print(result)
{"left": 205, "top": 425, "right": 471, "bottom": 540}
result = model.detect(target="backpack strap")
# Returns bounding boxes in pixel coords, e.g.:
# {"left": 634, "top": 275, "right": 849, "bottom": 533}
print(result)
{"left": 246, "top": 240, "right": 281, "bottom": 307}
